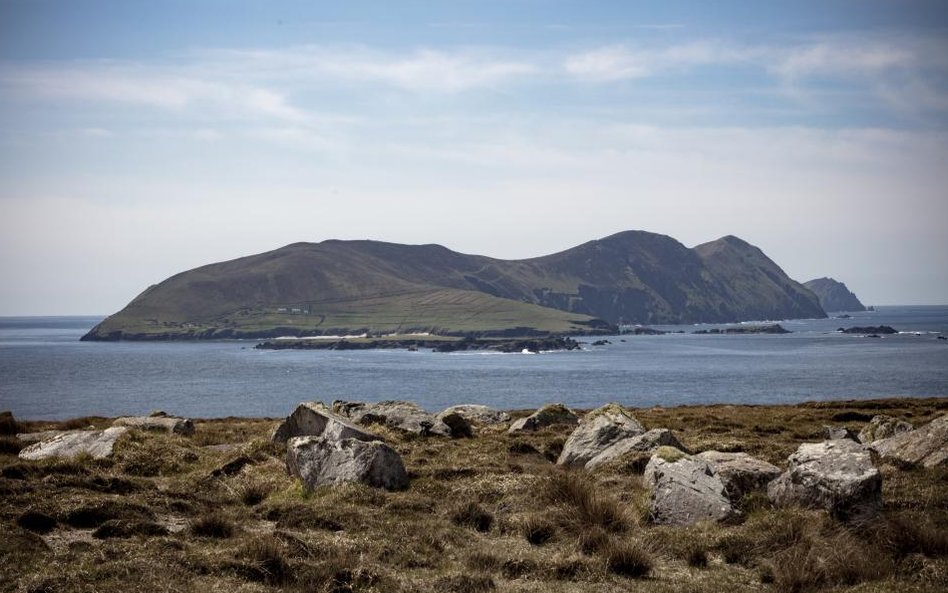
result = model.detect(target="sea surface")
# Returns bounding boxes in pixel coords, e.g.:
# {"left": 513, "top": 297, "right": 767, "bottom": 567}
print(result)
{"left": 1, "top": 306, "right": 947, "bottom": 420}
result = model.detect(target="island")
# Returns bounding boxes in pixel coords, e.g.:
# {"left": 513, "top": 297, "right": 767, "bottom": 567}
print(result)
{"left": 804, "top": 277, "right": 867, "bottom": 312}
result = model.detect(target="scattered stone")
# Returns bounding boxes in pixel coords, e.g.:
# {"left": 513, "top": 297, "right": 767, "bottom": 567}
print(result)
{"left": 438, "top": 404, "right": 511, "bottom": 425}
{"left": 333, "top": 400, "right": 452, "bottom": 436}
{"left": 435, "top": 411, "right": 473, "bottom": 438}
{"left": 643, "top": 448, "right": 737, "bottom": 526}
{"left": 507, "top": 404, "right": 579, "bottom": 433}
{"left": 557, "top": 403, "right": 645, "bottom": 468}
{"left": 869, "top": 414, "right": 948, "bottom": 468}
{"left": 767, "top": 439, "right": 882, "bottom": 520}
{"left": 286, "top": 436, "right": 409, "bottom": 491}
{"left": 113, "top": 415, "right": 195, "bottom": 436}
{"left": 858, "top": 414, "right": 914, "bottom": 444}
{"left": 585, "top": 429, "right": 688, "bottom": 470}
{"left": 695, "top": 451, "right": 781, "bottom": 502}
{"left": 271, "top": 402, "right": 381, "bottom": 444}
{"left": 17, "top": 427, "right": 128, "bottom": 461}
{"left": 822, "top": 425, "right": 859, "bottom": 441}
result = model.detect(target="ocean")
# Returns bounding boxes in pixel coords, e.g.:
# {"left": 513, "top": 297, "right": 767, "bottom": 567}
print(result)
{"left": 1, "top": 306, "right": 946, "bottom": 420}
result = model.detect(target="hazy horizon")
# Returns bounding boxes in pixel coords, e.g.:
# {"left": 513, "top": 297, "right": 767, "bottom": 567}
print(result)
{"left": 2, "top": 1, "right": 947, "bottom": 315}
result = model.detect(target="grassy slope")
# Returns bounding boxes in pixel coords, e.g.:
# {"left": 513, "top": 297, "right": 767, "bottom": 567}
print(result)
{"left": 2, "top": 397, "right": 947, "bottom": 593}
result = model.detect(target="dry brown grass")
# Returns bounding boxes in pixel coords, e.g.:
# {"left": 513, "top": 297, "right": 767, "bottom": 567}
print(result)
{"left": 1, "top": 398, "right": 947, "bottom": 593}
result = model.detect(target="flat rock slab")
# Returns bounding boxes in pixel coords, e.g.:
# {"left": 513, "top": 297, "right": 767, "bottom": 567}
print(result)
{"left": 18, "top": 427, "right": 128, "bottom": 461}
{"left": 16, "top": 430, "right": 64, "bottom": 443}
{"left": 585, "top": 428, "right": 687, "bottom": 470}
{"left": 869, "top": 414, "right": 948, "bottom": 468}
{"left": 286, "top": 436, "right": 408, "bottom": 491}
{"left": 272, "top": 402, "right": 381, "bottom": 444}
{"left": 695, "top": 451, "right": 781, "bottom": 502}
{"left": 858, "top": 414, "right": 913, "bottom": 444}
{"left": 557, "top": 403, "right": 645, "bottom": 468}
{"left": 333, "top": 400, "right": 455, "bottom": 437}
{"left": 437, "top": 405, "right": 510, "bottom": 425}
{"left": 508, "top": 404, "right": 579, "bottom": 433}
{"left": 643, "top": 452, "right": 736, "bottom": 526}
{"left": 768, "top": 439, "right": 882, "bottom": 520}
{"left": 113, "top": 416, "right": 195, "bottom": 436}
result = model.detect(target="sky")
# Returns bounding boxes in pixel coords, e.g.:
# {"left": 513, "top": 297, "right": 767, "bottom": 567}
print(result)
{"left": 1, "top": 1, "right": 947, "bottom": 315}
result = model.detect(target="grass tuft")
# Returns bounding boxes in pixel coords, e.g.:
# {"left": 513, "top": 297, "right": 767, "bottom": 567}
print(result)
{"left": 521, "top": 515, "right": 556, "bottom": 545}
{"left": 450, "top": 501, "right": 494, "bottom": 533}
{"left": 433, "top": 573, "right": 496, "bottom": 593}
{"left": 189, "top": 512, "right": 235, "bottom": 539}
{"left": 603, "top": 539, "right": 653, "bottom": 578}
{"left": 17, "top": 511, "right": 57, "bottom": 534}
{"left": 543, "top": 470, "right": 629, "bottom": 532}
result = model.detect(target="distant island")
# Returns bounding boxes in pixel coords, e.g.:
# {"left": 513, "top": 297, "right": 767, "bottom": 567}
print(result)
{"left": 804, "top": 277, "right": 867, "bottom": 312}
{"left": 81, "top": 230, "right": 828, "bottom": 341}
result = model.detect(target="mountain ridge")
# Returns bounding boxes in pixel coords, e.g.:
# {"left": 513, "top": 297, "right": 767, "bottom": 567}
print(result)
{"left": 82, "top": 231, "right": 827, "bottom": 341}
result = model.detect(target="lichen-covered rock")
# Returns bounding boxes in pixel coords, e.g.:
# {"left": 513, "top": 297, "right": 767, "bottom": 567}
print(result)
{"left": 557, "top": 403, "right": 645, "bottom": 468}
{"left": 869, "top": 414, "right": 948, "bottom": 468}
{"left": 333, "top": 400, "right": 453, "bottom": 436}
{"left": 585, "top": 429, "right": 688, "bottom": 470}
{"left": 695, "top": 451, "right": 781, "bottom": 502}
{"left": 18, "top": 427, "right": 129, "bottom": 461}
{"left": 272, "top": 402, "right": 381, "bottom": 444}
{"left": 767, "top": 439, "right": 882, "bottom": 520}
{"left": 822, "top": 425, "right": 859, "bottom": 441}
{"left": 507, "top": 404, "right": 578, "bottom": 433}
{"left": 643, "top": 451, "right": 736, "bottom": 526}
{"left": 286, "top": 436, "right": 408, "bottom": 491}
{"left": 858, "top": 415, "right": 914, "bottom": 444}
{"left": 437, "top": 405, "right": 510, "bottom": 425}
{"left": 113, "top": 415, "right": 195, "bottom": 436}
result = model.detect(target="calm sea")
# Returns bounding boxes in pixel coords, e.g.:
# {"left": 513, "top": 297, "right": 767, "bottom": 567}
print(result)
{"left": 1, "top": 306, "right": 946, "bottom": 420}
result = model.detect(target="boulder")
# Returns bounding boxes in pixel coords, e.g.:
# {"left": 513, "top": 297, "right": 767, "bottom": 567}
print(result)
{"left": 869, "top": 414, "right": 948, "bottom": 468}
{"left": 437, "top": 404, "right": 510, "bottom": 425}
{"left": 695, "top": 451, "right": 781, "bottom": 502}
{"left": 643, "top": 448, "right": 737, "bottom": 526}
{"left": 333, "top": 400, "right": 454, "bottom": 437}
{"left": 435, "top": 411, "right": 473, "bottom": 438}
{"left": 858, "top": 415, "right": 914, "bottom": 444}
{"left": 585, "top": 428, "right": 688, "bottom": 470}
{"left": 16, "top": 430, "right": 63, "bottom": 443}
{"left": 113, "top": 415, "right": 195, "bottom": 436}
{"left": 507, "top": 404, "right": 579, "bottom": 433}
{"left": 286, "top": 436, "right": 408, "bottom": 491}
{"left": 272, "top": 402, "right": 381, "bottom": 444}
{"left": 556, "top": 403, "right": 645, "bottom": 468}
{"left": 18, "top": 427, "right": 128, "bottom": 461}
{"left": 767, "top": 439, "right": 882, "bottom": 520}
{"left": 822, "top": 425, "right": 859, "bottom": 441}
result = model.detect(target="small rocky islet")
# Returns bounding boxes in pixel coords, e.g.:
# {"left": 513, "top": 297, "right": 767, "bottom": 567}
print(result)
{"left": 2, "top": 399, "right": 947, "bottom": 592}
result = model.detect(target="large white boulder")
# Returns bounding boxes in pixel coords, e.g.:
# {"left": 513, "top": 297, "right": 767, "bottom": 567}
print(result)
{"left": 333, "top": 400, "right": 457, "bottom": 437}
{"left": 695, "top": 451, "right": 781, "bottom": 502}
{"left": 858, "top": 415, "right": 913, "bottom": 444}
{"left": 286, "top": 436, "right": 409, "bottom": 491}
{"left": 557, "top": 403, "right": 645, "bottom": 468}
{"left": 585, "top": 428, "right": 687, "bottom": 470}
{"left": 272, "top": 402, "right": 381, "bottom": 444}
{"left": 768, "top": 439, "right": 882, "bottom": 520}
{"left": 643, "top": 448, "right": 737, "bottom": 526}
{"left": 18, "top": 427, "right": 129, "bottom": 461}
{"left": 869, "top": 413, "right": 948, "bottom": 468}
{"left": 113, "top": 415, "right": 195, "bottom": 436}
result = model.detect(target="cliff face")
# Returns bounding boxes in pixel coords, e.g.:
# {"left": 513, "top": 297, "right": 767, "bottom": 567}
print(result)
{"left": 82, "top": 231, "right": 827, "bottom": 340}
{"left": 803, "top": 277, "right": 867, "bottom": 312}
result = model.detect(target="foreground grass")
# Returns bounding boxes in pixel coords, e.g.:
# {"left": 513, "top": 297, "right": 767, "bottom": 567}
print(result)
{"left": 1, "top": 398, "right": 947, "bottom": 592}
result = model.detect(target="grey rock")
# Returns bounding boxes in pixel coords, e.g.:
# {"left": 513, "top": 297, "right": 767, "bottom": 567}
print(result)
{"left": 695, "top": 450, "right": 781, "bottom": 502}
{"left": 286, "top": 436, "right": 409, "bottom": 491}
{"left": 113, "top": 415, "right": 195, "bottom": 436}
{"left": 768, "top": 439, "right": 882, "bottom": 520}
{"left": 435, "top": 411, "right": 473, "bottom": 438}
{"left": 437, "top": 404, "right": 510, "bottom": 425}
{"left": 858, "top": 415, "right": 914, "bottom": 444}
{"left": 507, "top": 404, "right": 579, "bottom": 433}
{"left": 272, "top": 402, "right": 381, "bottom": 444}
{"left": 16, "top": 430, "right": 63, "bottom": 443}
{"left": 18, "top": 427, "right": 129, "bottom": 461}
{"left": 643, "top": 451, "right": 737, "bottom": 526}
{"left": 585, "top": 428, "right": 688, "bottom": 470}
{"left": 333, "top": 400, "right": 451, "bottom": 437}
{"left": 557, "top": 403, "right": 645, "bottom": 468}
{"left": 869, "top": 414, "right": 948, "bottom": 468}
{"left": 822, "top": 425, "right": 859, "bottom": 441}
